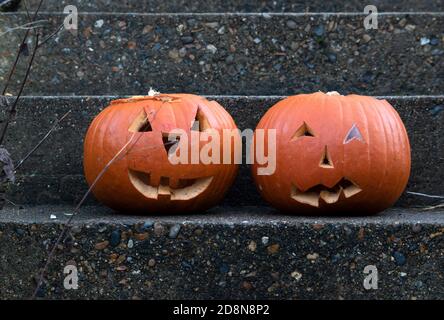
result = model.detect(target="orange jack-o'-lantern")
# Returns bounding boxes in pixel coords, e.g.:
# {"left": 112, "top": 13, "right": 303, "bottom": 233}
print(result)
{"left": 252, "top": 92, "right": 411, "bottom": 215}
{"left": 84, "top": 93, "right": 239, "bottom": 214}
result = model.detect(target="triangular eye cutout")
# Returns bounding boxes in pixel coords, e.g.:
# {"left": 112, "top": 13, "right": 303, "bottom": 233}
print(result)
{"left": 128, "top": 110, "right": 152, "bottom": 132}
{"left": 344, "top": 124, "right": 365, "bottom": 144}
{"left": 291, "top": 122, "right": 315, "bottom": 140}
{"left": 191, "top": 108, "right": 211, "bottom": 132}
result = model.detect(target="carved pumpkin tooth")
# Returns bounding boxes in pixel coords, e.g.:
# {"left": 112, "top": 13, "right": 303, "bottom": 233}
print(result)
{"left": 320, "top": 187, "right": 342, "bottom": 204}
{"left": 290, "top": 185, "right": 320, "bottom": 207}
{"left": 343, "top": 183, "right": 362, "bottom": 198}
{"left": 158, "top": 184, "right": 171, "bottom": 197}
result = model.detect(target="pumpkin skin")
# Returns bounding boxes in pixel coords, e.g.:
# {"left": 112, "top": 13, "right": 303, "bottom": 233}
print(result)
{"left": 84, "top": 94, "right": 239, "bottom": 214}
{"left": 251, "top": 92, "right": 411, "bottom": 215}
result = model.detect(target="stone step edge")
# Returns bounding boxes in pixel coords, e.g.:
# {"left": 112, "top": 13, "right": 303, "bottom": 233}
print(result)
{"left": 1, "top": 205, "right": 443, "bottom": 225}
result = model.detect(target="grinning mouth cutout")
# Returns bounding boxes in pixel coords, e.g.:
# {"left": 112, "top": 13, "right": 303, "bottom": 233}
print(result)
{"left": 128, "top": 169, "right": 213, "bottom": 201}
{"left": 291, "top": 178, "right": 362, "bottom": 207}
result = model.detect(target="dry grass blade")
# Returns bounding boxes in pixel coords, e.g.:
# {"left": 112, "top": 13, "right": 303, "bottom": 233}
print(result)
{"left": 406, "top": 191, "right": 444, "bottom": 199}
{"left": 14, "top": 110, "right": 72, "bottom": 171}
{"left": 421, "top": 203, "right": 444, "bottom": 211}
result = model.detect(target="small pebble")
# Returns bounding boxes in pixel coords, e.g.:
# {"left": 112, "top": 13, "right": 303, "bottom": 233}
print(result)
{"left": 291, "top": 271, "right": 302, "bottom": 281}
{"left": 430, "top": 37, "right": 439, "bottom": 45}
{"left": 204, "top": 22, "right": 219, "bottom": 28}
{"left": 225, "top": 55, "right": 234, "bottom": 64}
{"left": 110, "top": 230, "right": 121, "bottom": 246}
{"left": 393, "top": 251, "right": 406, "bottom": 266}
{"left": 142, "top": 221, "right": 154, "bottom": 230}
{"left": 420, "top": 37, "right": 430, "bottom": 46}
{"left": 306, "top": 253, "right": 319, "bottom": 261}
{"left": 206, "top": 44, "right": 217, "bottom": 54}
{"left": 362, "top": 71, "right": 375, "bottom": 83}
{"left": 148, "top": 259, "right": 156, "bottom": 267}
{"left": 362, "top": 34, "right": 372, "bottom": 43}
{"left": 219, "top": 264, "right": 229, "bottom": 273}
{"left": 248, "top": 241, "right": 257, "bottom": 252}
{"left": 398, "top": 18, "right": 407, "bottom": 28}
{"left": 134, "top": 232, "right": 149, "bottom": 241}
{"left": 412, "top": 224, "right": 422, "bottom": 233}
{"left": 94, "top": 19, "right": 104, "bottom": 28}
{"left": 261, "top": 236, "right": 269, "bottom": 245}
{"left": 169, "top": 224, "right": 181, "bottom": 239}
{"left": 15, "top": 228, "right": 25, "bottom": 236}
{"left": 414, "top": 280, "right": 423, "bottom": 288}
{"left": 267, "top": 244, "right": 280, "bottom": 255}
{"left": 153, "top": 222, "right": 165, "bottom": 237}
{"left": 327, "top": 53, "right": 337, "bottom": 63}
{"left": 405, "top": 24, "right": 416, "bottom": 32}
{"left": 95, "top": 241, "right": 109, "bottom": 250}
{"left": 286, "top": 20, "right": 297, "bottom": 30}
{"left": 168, "top": 49, "right": 180, "bottom": 60}
{"left": 431, "top": 105, "right": 443, "bottom": 116}
{"left": 180, "top": 36, "right": 194, "bottom": 44}
{"left": 314, "top": 25, "right": 325, "bottom": 37}
{"left": 241, "top": 281, "right": 253, "bottom": 290}
{"left": 127, "top": 239, "right": 134, "bottom": 249}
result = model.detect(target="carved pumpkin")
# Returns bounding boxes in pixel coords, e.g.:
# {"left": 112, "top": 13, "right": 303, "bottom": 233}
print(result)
{"left": 252, "top": 92, "right": 411, "bottom": 215}
{"left": 84, "top": 94, "right": 239, "bottom": 213}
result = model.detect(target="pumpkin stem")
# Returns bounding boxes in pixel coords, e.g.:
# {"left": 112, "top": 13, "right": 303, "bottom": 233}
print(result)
{"left": 326, "top": 91, "right": 341, "bottom": 96}
{"left": 148, "top": 87, "right": 160, "bottom": 96}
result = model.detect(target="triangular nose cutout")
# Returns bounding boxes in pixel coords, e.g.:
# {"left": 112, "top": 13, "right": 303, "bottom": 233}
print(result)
{"left": 319, "top": 146, "right": 334, "bottom": 168}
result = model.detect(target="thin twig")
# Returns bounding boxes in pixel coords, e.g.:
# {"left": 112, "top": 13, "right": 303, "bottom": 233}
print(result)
{"left": 31, "top": 132, "right": 139, "bottom": 299}
{"left": 22, "top": 0, "right": 32, "bottom": 22}
{"left": 1, "top": 0, "right": 44, "bottom": 96}
{"left": 406, "top": 191, "right": 444, "bottom": 199}
{"left": 0, "top": 33, "right": 40, "bottom": 145}
{"left": 37, "top": 23, "right": 64, "bottom": 48}
{"left": 14, "top": 110, "right": 72, "bottom": 171}
{"left": 4, "top": 197, "right": 17, "bottom": 206}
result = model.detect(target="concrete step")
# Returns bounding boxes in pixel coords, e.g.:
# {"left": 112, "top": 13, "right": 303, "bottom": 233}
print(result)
{"left": 2, "top": 95, "right": 443, "bottom": 207}
{"left": 20, "top": 0, "right": 444, "bottom": 13}
{"left": 0, "top": 205, "right": 443, "bottom": 299}
{"left": 0, "top": 13, "right": 443, "bottom": 95}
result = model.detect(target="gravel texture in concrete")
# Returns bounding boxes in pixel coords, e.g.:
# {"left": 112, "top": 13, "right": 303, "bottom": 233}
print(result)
{"left": 0, "top": 205, "right": 443, "bottom": 299}
{"left": 0, "top": 13, "right": 443, "bottom": 95}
